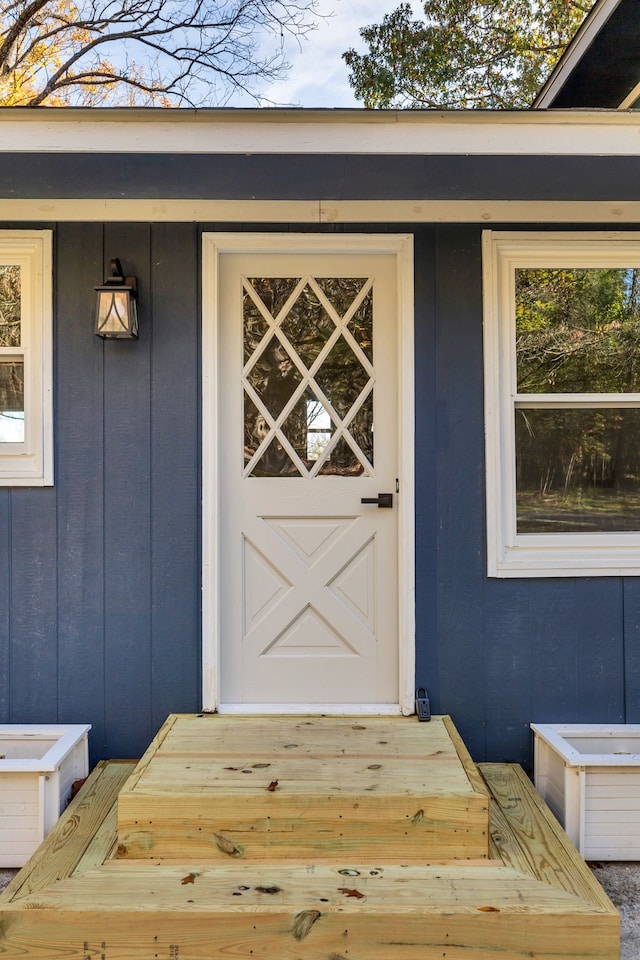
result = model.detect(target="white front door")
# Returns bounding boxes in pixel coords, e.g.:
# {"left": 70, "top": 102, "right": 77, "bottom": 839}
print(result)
{"left": 203, "top": 234, "right": 414, "bottom": 712}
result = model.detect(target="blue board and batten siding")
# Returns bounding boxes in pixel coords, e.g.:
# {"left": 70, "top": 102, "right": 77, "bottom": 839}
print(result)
{"left": 0, "top": 221, "right": 201, "bottom": 760}
{"left": 0, "top": 217, "right": 636, "bottom": 766}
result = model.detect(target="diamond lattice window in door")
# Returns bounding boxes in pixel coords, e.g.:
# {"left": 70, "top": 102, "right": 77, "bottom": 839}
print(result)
{"left": 243, "top": 276, "right": 374, "bottom": 479}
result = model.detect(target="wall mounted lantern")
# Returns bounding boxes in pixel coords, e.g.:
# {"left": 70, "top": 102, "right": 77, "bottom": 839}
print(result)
{"left": 94, "top": 258, "right": 138, "bottom": 339}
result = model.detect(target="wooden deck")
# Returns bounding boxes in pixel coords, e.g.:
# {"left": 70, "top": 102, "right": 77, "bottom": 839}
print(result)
{"left": 0, "top": 715, "right": 619, "bottom": 959}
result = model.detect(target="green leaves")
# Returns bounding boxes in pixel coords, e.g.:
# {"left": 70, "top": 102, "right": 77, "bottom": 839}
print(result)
{"left": 343, "top": 0, "right": 593, "bottom": 109}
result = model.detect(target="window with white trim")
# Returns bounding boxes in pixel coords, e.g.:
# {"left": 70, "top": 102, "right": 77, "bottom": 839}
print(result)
{"left": 0, "top": 231, "right": 53, "bottom": 486}
{"left": 483, "top": 231, "right": 640, "bottom": 577}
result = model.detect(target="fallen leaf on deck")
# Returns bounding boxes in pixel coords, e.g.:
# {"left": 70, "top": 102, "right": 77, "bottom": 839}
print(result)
{"left": 338, "top": 887, "right": 365, "bottom": 899}
{"left": 181, "top": 873, "right": 197, "bottom": 885}
{"left": 267, "top": 779, "right": 279, "bottom": 791}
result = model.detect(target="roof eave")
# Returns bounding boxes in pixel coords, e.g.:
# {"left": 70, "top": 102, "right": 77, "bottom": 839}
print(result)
{"left": 533, "top": 0, "right": 624, "bottom": 108}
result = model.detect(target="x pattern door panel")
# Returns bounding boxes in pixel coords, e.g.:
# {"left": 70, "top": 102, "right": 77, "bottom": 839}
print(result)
{"left": 243, "top": 514, "right": 375, "bottom": 659}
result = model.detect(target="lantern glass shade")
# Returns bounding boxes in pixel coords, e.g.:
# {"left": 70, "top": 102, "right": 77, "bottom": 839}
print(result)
{"left": 94, "top": 285, "right": 138, "bottom": 339}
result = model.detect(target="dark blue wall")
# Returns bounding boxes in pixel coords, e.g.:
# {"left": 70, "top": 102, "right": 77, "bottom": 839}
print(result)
{"left": 413, "top": 225, "right": 631, "bottom": 767}
{"left": 0, "top": 221, "right": 201, "bottom": 762}
{"left": 0, "top": 220, "right": 636, "bottom": 767}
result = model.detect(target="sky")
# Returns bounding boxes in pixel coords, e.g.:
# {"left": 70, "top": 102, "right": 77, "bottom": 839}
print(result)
{"left": 253, "top": 0, "right": 389, "bottom": 108}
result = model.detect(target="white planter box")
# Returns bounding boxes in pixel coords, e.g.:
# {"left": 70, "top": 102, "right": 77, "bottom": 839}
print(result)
{"left": 0, "top": 724, "right": 90, "bottom": 867}
{"left": 532, "top": 722, "right": 640, "bottom": 861}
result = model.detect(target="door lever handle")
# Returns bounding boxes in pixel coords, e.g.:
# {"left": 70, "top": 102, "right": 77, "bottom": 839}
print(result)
{"left": 361, "top": 493, "right": 393, "bottom": 508}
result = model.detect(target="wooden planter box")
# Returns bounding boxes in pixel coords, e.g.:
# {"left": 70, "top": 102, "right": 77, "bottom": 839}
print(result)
{"left": 532, "top": 722, "right": 640, "bottom": 860}
{"left": 0, "top": 724, "right": 90, "bottom": 867}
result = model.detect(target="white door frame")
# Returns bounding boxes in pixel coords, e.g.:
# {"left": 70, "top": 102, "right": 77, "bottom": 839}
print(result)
{"left": 201, "top": 232, "right": 415, "bottom": 714}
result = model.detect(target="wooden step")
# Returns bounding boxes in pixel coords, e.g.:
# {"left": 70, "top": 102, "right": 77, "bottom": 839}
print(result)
{"left": 116, "top": 713, "right": 491, "bottom": 861}
{"left": 0, "top": 718, "right": 619, "bottom": 960}
{"left": 0, "top": 859, "right": 619, "bottom": 959}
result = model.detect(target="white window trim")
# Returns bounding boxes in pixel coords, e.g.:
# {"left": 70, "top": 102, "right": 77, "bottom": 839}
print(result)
{"left": 0, "top": 230, "right": 53, "bottom": 486}
{"left": 483, "top": 230, "right": 640, "bottom": 578}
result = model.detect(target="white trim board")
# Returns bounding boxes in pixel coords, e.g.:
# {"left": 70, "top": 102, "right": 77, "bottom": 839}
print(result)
{"left": 3, "top": 199, "right": 640, "bottom": 224}
{"left": 1, "top": 108, "right": 640, "bottom": 155}
{"left": 201, "top": 232, "right": 415, "bottom": 714}
{"left": 219, "top": 704, "right": 404, "bottom": 716}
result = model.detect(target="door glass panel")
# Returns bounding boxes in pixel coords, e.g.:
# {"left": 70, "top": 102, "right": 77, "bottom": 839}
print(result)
{"left": 244, "top": 393, "right": 269, "bottom": 467}
{"left": 305, "top": 399, "right": 333, "bottom": 461}
{"left": 0, "top": 360, "right": 24, "bottom": 442}
{"left": 347, "top": 392, "right": 374, "bottom": 467}
{"left": 0, "top": 266, "right": 21, "bottom": 348}
{"left": 280, "top": 284, "right": 336, "bottom": 368}
{"left": 280, "top": 388, "right": 334, "bottom": 468}
{"left": 516, "top": 407, "right": 640, "bottom": 531}
{"left": 243, "top": 274, "right": 375, "bottom": 478}
{"left": 348, "top": 288, "right": 373, "bottom": 362}
{"left": 318, "top": 435, "right": 364, "bottom": 476}
{"left": 243, "top": 293, "right": 270, "bottom": 366}
{"left": 252, "top": 434, "right": 301, "bottom": 477}
{"left": 246, "top": 335, "right": 302, "bottom": 419}
{"left": 316, "top": 277, "right": 367, "bottom": 318}
{"left": 315, "top": 335, "right": 370, "bottom": 421}
{"left": 247, "top": 277, "right": 300, "bottom": 320}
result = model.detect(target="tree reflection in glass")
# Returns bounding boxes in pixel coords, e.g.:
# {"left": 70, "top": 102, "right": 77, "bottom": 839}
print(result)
{"left": 246, "top": 335, "right": 302, "bottom": 420}
{"left": 516, "top": 268, "right": 640, "bottom": 393}
{"left": 516, "top": 408, "right": 640, "bottom": 532}
{"left": 0, "top": 360, "right": 24, "bottom": 443}
{"left": 0, "top": 266, "right": 20, "bottom": 348}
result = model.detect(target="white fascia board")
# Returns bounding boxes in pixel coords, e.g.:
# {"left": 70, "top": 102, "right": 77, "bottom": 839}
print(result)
{"left": 533, "top": 0, "right": 624, "bottom": 108}
{"left": 1, "top": 107, "right": 640, "bottom": 155}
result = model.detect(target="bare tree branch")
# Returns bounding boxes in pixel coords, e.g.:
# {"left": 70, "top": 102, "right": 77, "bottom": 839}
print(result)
{"left": 0, "top": 0, "right": 319, "bottom": 105}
